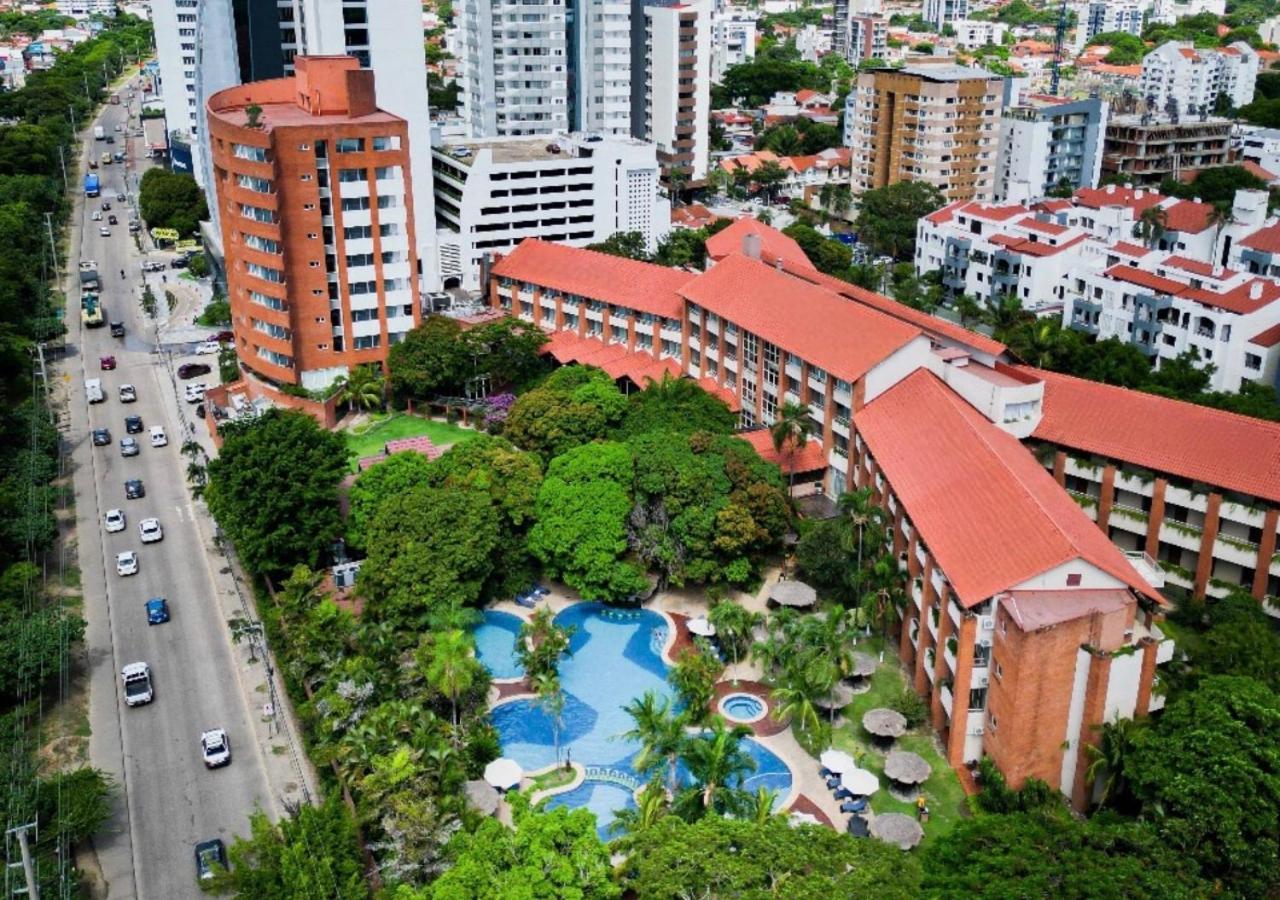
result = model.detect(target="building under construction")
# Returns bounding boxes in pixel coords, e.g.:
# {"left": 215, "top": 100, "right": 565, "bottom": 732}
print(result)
{"left": 1101, "top": 114, "right": 1233, "bottom": 183}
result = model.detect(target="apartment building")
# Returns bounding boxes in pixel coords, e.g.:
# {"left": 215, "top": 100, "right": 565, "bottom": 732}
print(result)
{"left": 153, "top": 0, "right": 209, "bottom": 179}
{"left": 640, "top": 0, "right": 713, "bottom": 186}
{"left": 1152, "top": 0, "right": 1227, "bottom": 26}
{"left": 924, "top": 0, "right": 968, "bottom": 29}
{"left": 952, "top": 20, "right": 1009, "bottom": 50}
{"left": 848, "top": 63, "right": 1004, "bottom": 203}
{"left": 1101, "top": 114, "right": 1233, "bottom": 184}
{"left": 432, "top": 132, "right": 669, "bottom": 290}
{"left": 841, "top": 15, "right": 888, "bottom": 65}
{"left": 56, "top": 0, "right": 117, "bottom": 14}
{"left": 1140, "top": 41, "right": 1259, "bottom": 113}
{"left": 1083, "top": 1, "right": 1145, "bottom": 40}
{"left": 994, "top": 94, "right": 1107, "bottom": 203}
{"left": 206, "top": 56, "right": 420, "bottom": 390}
{"left": 711, "top": 5, "right": 757, "bottom": 81}
{"left": 486, "top": 220, "right": 1196, "bottom": 808}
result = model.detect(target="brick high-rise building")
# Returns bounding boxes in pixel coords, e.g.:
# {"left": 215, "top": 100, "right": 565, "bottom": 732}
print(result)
{"left": 206, "top": 56, "right": 420, "bottom": 390}
{"left": 848, "top": 63, "right": 1003, "bottom": 203}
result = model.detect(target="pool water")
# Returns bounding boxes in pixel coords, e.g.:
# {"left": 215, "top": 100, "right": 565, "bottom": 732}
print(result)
{"left": 482, "top": 602, "right": 793, "bottom": 835}
{"left": 720, "top": 693, "right": 767, "bottom": 723}
{"left": 472, "top": 609, "right": 524, "bottom": 680}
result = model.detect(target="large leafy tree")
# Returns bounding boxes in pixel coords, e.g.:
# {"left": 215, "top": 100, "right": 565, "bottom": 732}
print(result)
{"left": 1163, "top": 590, "right": 1280, "bottom": 694}
{"left": 137, "top": 168, "right": 208, "bottom": 236}
{"left": 1123, "top": 675, "right": 1280, "bottom": 896}
{"left": 359, "top": 483, "right": 502, "bottom": 629}
{"left": 387, "top": 316, "right": 468, "bottom": 401}
{"left": 617, "top": 373, "right": 736, "bottom": 439}
{"left": 854, "top": 181, "right": 946, "bottom": 260}
{"left": 205, "top": 410, "right": 348, "bottom": 574}
{"left": 616, "top": 815, "right": 919, "bottom": 897}
{"left": 428, "top": 796, "right": 618, "bottom": 899}
{"left": 504, "top": 365, "right": 627, "bottom": 461}
{"left": 387, "top": 316, "right": 548, "bottom": 403}
{"left": 781, "top": 222, "right": 853, "bottom": 275}
{"left": 346, "top": 451, "right": 435, "bottom": 550}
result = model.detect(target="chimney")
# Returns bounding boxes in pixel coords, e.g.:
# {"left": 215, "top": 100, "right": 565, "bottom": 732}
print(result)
{"left": 1106, "top": 184, "right": 1116, "bottom": 194}
{"left": 1250, "top": 281, "right": 1264, "bottom": 300}
{"left": 743, "top": 232, "right": 762, "bottom": 260}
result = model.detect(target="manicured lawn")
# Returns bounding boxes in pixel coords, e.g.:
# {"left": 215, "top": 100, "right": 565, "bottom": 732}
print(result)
{"left": 829, "top": 636, "right": 969, "bottom": 848}
{"left": 344, "top": 413, "right": 477, "bottom": 468}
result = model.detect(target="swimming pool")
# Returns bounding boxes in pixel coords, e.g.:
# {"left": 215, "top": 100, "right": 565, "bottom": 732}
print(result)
{"left": 482, "top": 602, "right": 793, "bottom": 834}
{"left": 471, "top": 609, "right": 524, "bottom": 680}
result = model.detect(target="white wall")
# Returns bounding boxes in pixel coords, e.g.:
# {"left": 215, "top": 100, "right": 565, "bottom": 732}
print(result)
{"left": 862, "top": 336, "right": 932, "bottom": 403}
{"left": 1058, "top": 646, "right": 1092, "bottom": 800}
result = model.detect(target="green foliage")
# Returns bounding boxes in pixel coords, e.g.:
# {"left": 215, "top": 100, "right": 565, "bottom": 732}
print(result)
{"left": 615, "top": 814, "right": 920, "bottom": 897}
{"left": 137, "top": 168, "right": 207, "bottom": 237}
{"left": 617, "top": 373, "right": 736, "bottom": 439}
{"left": 586, "top": 230, "right": 649, "bottom": 260}
{"left": 429, "top": 795, "right": 619, "bottom": 899}
{"left": 207, "top": 796, "right": 369, "bottom": 898}
{"left": 346, "top": 451, "right": 435, "bottom": 550}
{"left": 1144, "top": 12, "right": 1230, "bottom": 48}
{"left": 653, "top": 218, "right": 733, "bottom": 268}
{"left": 504, "top": 365, "right": 627, "bottom": 461}
{"left": 781, "top": 222, "right": 853, "bottom": 274}
{"left": 205, "top": 410, "right": 348, "bottom": 574}
{"left": 388, "top": 315, "right": 548, "bottom": 401}
{"left": 855, "top": 181, "right": 946, "bottom": 260}
{"left": 972, "top": 757, "right": 1057, "bottom": 814}
{"left": 1123, "top": 676, "right": 1280, "bottom": 896}
{"left": 669, "top": 646, "right": 724, "bottom": 725}
{"left": 712, "top": 56, "right": 830, "bottom": 108}
{"left": 198, "top": 296, "right": 231, "bottom": 326}
{"left": 992, "top": 0, "right": 1060, "bottom": 25}
{"left": 888, "top": 684, "right": 930, "bottom": 730}
{"left": 1158, "top": 166, "right": 1268, "bottom": 206}
{"left": 754, "top": 117, "right": 843, "bottom": 155}
{"left": 1087, "top": 31, "right": 1148, "bottom": 65}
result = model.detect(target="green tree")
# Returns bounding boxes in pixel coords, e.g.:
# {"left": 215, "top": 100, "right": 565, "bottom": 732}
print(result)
{"left": 386, "top": 316, "right": 467, "bottom": 401}
{"left": 752, "top": 159, "right": 789, "bottom": 203}
{"left": 621, "top": 691, "right": 687, "bottom": 793}
{"left": 418, "top": 629, "right": 484, "bottom": 727}
{"left": 855, "top": 181, "right": 946, "bottom": 259}
{"left": 781, "top": 222, "right": 853, "bottom": 274}
{"left": 504, "top": 365, "right": 627, "bottom": 461}
{"left": 707, "top": 599, "right": 762, "bottom": 673}
{"left": 207, "top": 796, "right": 369, "bottom": 899}
{"left": 334, "top": 363, "right": 384, "bottom": 412}
{"left": 669, "top": 646, "right": 724, "bottom": 726}
{"left": 586, "top": 230, "right": 651, "bottom": 261}
{"left": 770, "top": 400, "right": 813, "bottom": 494}
{"left": 137, "top": 167, "right": 208, "bottom": 236}
{"left": 205, "top": 410, "right": 348, "bottom": 574}
{"left": 1135, "top": 205, "right": 1169, "bottom": 248}
{"left": 346, "top": 451, "right": 435, "bottom": 550}
{"left": 1164, "top": 590, "right": 1280, "bottom": 693}
{"left": 676, "top": 718, "right": 756, "bottom": 816}
{"left": 617, "top": 372, "right": 736, "bottom": 439}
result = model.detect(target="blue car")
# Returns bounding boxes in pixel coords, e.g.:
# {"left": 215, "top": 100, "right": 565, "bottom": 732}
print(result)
{"left": 146, "top": 598, "right": 169, "bottom": 625}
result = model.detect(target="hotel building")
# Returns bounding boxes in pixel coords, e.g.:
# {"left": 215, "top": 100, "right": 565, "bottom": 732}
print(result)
{"left": 206, "top": 56, "right": 419, "bottom": 390}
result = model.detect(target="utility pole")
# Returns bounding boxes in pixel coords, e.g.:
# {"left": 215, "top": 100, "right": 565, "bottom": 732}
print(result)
{"left": 6, "top": 821, "right": 40, "bottom": 899}
{"left": 56, "top": 145, "right": 67, "bottom": 189}
{"left": 44, "top": 213, "right": 59, "bottom": 275}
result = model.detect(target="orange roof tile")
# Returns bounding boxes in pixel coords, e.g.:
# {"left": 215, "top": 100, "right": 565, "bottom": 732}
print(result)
{"left": 680, "top": 253, "right": 920, "bottom": 383}
{"left": 1161, "top": 256, "right": 1234, "bottom": 279}
{"left": 1240, "top": 222, "right": 1280, "bottom": 253}
{"left": 855, "top": 370, "right": 1162, "bottom": 606}
{"left": 1241, "top": 160, "right": 1279, "bottom": 182}
{"left": 1109, "top": 241, "right": 1153, "bottom": 257}
{"left": 1103, "top": 264, "right": 1187, "bottom": 295}
{"left": 1181, "top": 279, "right": 1280, "bottom": 315}
{"left": 1018, "top": 216, "right": 1068, "bottom": 235}
{"left": 1074, "top": 186, "right": 1165, "bottom": 213}
{"left": 1027, "top": 367, "right": 1280, "bottom": 504}
{"left": 991, "top": 233, "right": 1088, "bottom": 257}
{"left": 492, "top": 239, "right": 694, "bottom": 319}
{"left": 1249, "top": 322, "right": 1280, "bottom": 347}
{"left": 1163, "top": 199, "right": 1213, "bottom": 233}
{"left": 706, "top": 218, "right": 816, "bottom": 271}
{"left": 541, "top": 330, "right": 681, "bottom": 387}
{"left": 740, "top": 428, "right": 828, "bottom": 473}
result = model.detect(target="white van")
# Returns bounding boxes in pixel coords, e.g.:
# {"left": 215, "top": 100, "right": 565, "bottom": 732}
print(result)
{"left": 86, "top": 378, "right": 104, "bottom": 404}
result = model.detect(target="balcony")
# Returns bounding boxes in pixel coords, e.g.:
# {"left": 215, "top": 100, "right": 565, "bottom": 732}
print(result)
{"left": 1109, "top": 503, "right": 1149, "bottom": 536}
{"left": 1064, "top": 456, "right": 1104, "bottom": 482}
{"left": 1214, "top": 531, "right": 1260, "bottom": 567}
{"left": 1219, "top": 500, "right": 1266, "bottom": 530}
{"left": 912, "top": 577, "right": 924, "bottom": 611}
{"left": 1159, "top": 519, "right": 1204, "bottom": 552}
{"left": 940, "top": 685, "right": 953, "bottom": 717}
{"left": 1123, "top": 550, "right": 1166, "bottom": 589}
{"left": 947, "top": 599, "right": 962, "bottom": 629}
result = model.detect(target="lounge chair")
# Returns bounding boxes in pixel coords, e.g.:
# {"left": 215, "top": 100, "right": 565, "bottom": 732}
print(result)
{"left": 847, "top": 815, "right": 870, "bottom": 838}
{"left": 825, "top": 775, "right": 841, "bottom": 790}
{"left": 819, "top": 766, "right": 835, "bottom": 779}
{"left": 833, "top": 787, "right": 854, "bottom": 800}
{"left": 840, "top": 798, "right": 868, "bottom": 814}
{"left": 531, "top": 583, "right": 550, "bottom": 596}
{"left": 515, "top": 593, "right": 537, "bottom": 608}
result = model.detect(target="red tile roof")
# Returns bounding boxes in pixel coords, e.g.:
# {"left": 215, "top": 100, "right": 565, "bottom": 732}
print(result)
{"left": 1033, "top": 199, "right": 1073, "bottom": 213}
{"left": 1181, "top": 279, "right": 1280, "bottom": 315}
{"left": 854, "top": 370, "right": 1162, "bottom": 606}
{"left": 705, "top": 218, "right": 817, "bottom": 271}
{"left": 1103, "top": 264, "right": 1188, "bottom": 296}
{"left": 541, "top": 330, "right": 682, "bottom": 386}
{"left": 680, "top": 253, "right": 920, "bottom": 383}
{"left": 1109, "top": 241, "right": 1153, "bottom": 257}
{"left": 1163, "top": 199, "right": 1213, "bottom": 233}
{"left": 991, "top": 233, "right": 1088, "bottom": 258}
{"left": 672, "top": 203, "right": 725, "bottom": 228}
{"left": 1242, "top": 160, "right": 1280, "bottom": 182}
{"left": 491, "top": 239, "right": 694, "bottom": 319}
{"left": 1001, "top": 589, "right": 1136, "bottom": 631}
{"left": 740, "top": 428, "right": 828, "bottom": 473}
{"left": 1240, "top": 222, "right": 1280, "bottom": 253}
{"left": 1074, "top": 186, "right": 1165, "bottom": 214}
{"left": 1018, "top": 216, "right": 1068, "bottom": 235}
{"left": 1249, "top": 322, "right": 1280, "bottom": 347}
{"left": 1027, "top": 366, "right": 1280, "bottom": 504}
{"left": 1161, "top": 256, "right": 1234, "bottom": 279}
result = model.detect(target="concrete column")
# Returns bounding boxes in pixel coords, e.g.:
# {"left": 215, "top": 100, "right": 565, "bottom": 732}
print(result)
{"left": 553, "top": 292, "right": 564, "bottom": 331}
{"left": 946, "top": 615, "right": 977, "bottom": 767}
{"left": 1144, "top": 478, "right": 1167, "bottom": 559}
{"left": 1070, "top": 650, "right": 1112, "bottom": 812}
{"left": 1194, "top": 492, "right": 1223, "bottom": 599}
{"left": 1097, "top": 464, "right": 1117, "bottom": 533}
{"left": 1252, "top": 508, "right": 1278, "bottom": 600}
{"left": 1052, "top": 449, "right": 1067, "bottom": 486}
{"left": 1133, "top": 638, "right": 1159, "bottom": 720}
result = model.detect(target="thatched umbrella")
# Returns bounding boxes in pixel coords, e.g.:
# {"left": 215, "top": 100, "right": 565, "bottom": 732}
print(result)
{"left": 870, "top": 812, "right": 924, "bottom": 850}
{"left": 815, "top": 681, "right": 856, "bottom": 710}
{"left": 464, "top": 779, "right": 500, "bottom": 816}
{"left": 851, "top": 652, "right": 878, "bottom": 679}
{"left": 884, "top": 750, "right": 932, "bottom": 786}
{"left": 769, "top": 580, "right": 817, "bottom": 608}
{"left": 862, "top": 708, "right": 908, "bottom": 739}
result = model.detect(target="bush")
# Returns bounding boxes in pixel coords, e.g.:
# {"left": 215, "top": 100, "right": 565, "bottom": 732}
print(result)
{"left": 889, "top": 685, "right": 929, "bottom": 729}
{"left": 138, "top": 168, "right": 208, "bottom": 237}
{"left": 197, "top": 296, "right": 230, "bottom": 326}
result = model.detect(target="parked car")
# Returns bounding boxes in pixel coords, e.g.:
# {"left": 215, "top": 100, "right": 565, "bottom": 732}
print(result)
{"left": 92, "top": 428, "right": 112, "bottom": 446}
{"left": 193, "top": 341, "right": 221, "bottom": 355}
{"left": 128, "top": 220, "right": 141, "bottom": 234}
{"left": 146, "top": 598, "right": 169, "bottom": 625}
{"left": 119, "top": 436, "right": 139, "bottom": 457}
{"left": 184, "top": 383, "right": 206, "bottom": 404}
{"left": 125, "top": 415, "right": 143, "bottom": 434}
{"left": 138, "top": 518, "right": 162, "bottom": 543}
{"left": 170, "top": 256, "right": 189, "bottom": 270}
{"left": 149, "top": 425, "right": 168, "bottom": 447}
{"left": 200, "top": 729, "right": 231, "bottom": 768}
{"left": 116, "top": 192, "right": 125, "bottom": 202}
{"left": 141, "top": 260, "right": 165, "bottom": 273}
{"left": 211, "top": 330, "right": 235, "bottom": 344}
{"left": 194, "top": 839, "right": 226, "bottom": 881}
{"left": 104, "top": 508, "right": 125, "bottom": 533}
{"left": 99, "top": 355, "right": 116, "bottom": 370}
{"left": 116, "top": 550, "right": 138, "bottom": 576}
{"left": 124, "top": 478, "right": 145, "bottom": 499}
{"left": 177, "top": 363, "right": 211, "bottom": 379}
{"left": 119, "top": 384, "right": 137, "bottom": 403}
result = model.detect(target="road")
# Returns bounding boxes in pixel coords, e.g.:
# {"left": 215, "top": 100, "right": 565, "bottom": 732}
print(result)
{"left": 59, "top": 79, "right": 307, "bottom": 898}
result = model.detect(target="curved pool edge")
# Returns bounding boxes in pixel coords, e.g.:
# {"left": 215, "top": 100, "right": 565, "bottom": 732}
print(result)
{"left": 526, "top": 761, "right": 586, "bottom": 805}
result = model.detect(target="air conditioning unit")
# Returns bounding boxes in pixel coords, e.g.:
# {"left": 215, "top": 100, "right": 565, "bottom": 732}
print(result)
{"left": 979, "top": 617, "right": 995, "bottom": 630}
{"left": 968, "top": 725, "right": 984, "bottom": 736}
{"left": 978, "top": 636, "right": 992, "bottom": 648}
{"left": 975, "top": 673, "right": 989, "bottom": 688}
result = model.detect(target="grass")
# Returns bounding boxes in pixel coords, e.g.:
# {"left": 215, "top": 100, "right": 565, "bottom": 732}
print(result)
{"left": 344, "top": 412, "right": 477, "bottom": 469}
{"left": 527, "top": 766, "right": 576, "bottom": 792}
{"left": 828, "top": 636, "right": 970, "bottom": 848}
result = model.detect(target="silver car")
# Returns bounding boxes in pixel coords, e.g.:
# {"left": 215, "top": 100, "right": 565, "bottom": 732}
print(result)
{"left": 120, "top": 436, "right": 139, "bottom": 457}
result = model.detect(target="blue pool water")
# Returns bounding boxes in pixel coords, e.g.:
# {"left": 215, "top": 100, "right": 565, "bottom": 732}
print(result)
{"left": 472, "top": 610, "right": 524, "bottom": 680}
{"left": 721, "top": 693, "right": 766, "bottom": 722}
{"left": 482, "top": 602, "right": 793, "bottom": 834}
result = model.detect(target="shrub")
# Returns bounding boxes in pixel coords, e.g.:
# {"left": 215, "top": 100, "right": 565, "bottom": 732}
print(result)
{"left": 889, "top": 685, "right": 930, "bottom": 729}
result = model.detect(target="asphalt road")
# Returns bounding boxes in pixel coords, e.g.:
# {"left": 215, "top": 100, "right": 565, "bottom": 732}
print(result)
{"left": 64, "top": 83, "right": 276, "bottom": 899}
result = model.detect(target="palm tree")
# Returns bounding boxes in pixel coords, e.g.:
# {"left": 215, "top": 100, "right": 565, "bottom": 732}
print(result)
{"left": 1084, "top": 718, "right": 1140, "bottom": 810}
{"left": 678, "top": 718, "right": 756, "bottom": 813}
{"left": 335, "top": 364, "right": 384, "bottom": 412}
{"left": 838, "top": 487, "right": 885, "bottom": 594}
{"left": 609, "top": 777, "right": 670, "bottom": 837}
{"left": 982, "top": 295, "right": 1029, "bottom": 339}
{"left": 418, "top": 629, "right": 482, "bottom": 728}
{"left": 862, "top": 554, "right": 907, "bottom": 641}
{"left": 772, "top": 678, "right": 826, "bottom": 744}
{"left": 708, "top": 599, "right": 762, "bottom": 677}
{"left": 753, "top": 160, "right": 788, "bottom": 204}
{"left": 1207, "top": 202, "right": 1232, "bottom": 264}
{"left": 744, "top": 787, "right": 781, "bottom": 825}
{"left": 181, "top": 439, "right": 208, "bottom": 498}
{"left": 1136, "top": 205, "right": 1169, "bottom": 249}
{"left": 532, "top": 671, "right": 566, "bottom": 766}
{"left": 771, "top": 401, "right": 813, "bottom": 495}
{"left": 620, "top": 691, "right": 687, "bottom": 793}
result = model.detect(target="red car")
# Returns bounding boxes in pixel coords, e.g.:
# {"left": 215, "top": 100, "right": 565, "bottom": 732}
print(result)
{"left": 210, "top": 331, "right": 234, "bottom": 344}
{"left": 100, "top": 355, "right": 117, "bottom": 370}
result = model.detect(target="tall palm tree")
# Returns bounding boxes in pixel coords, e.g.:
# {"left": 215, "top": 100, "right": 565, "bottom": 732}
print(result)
{"left": 830, "top": 183, "right": 853, "bottom": 220}
{"left": 609, "top": 778, "right": 670, "bottom": 838}
{"left": 678, "top": 718, "right": 756, "bottom": 812}
{"left": 1207, "top": 202, "right": 1232, "bottom": 265}
{"left": 838, "top": 487, "right": 885, "bottom": 594}
{"left": 862, "top": 554, "right": 907, "bottom": 641}
{"left": 982, "top": 295, "right": 1029, "bottom": 340}
{"left": 620, "top": 691, "right": 687, "bottom": 793}
{"left": 708, "top": 599, "right": 762, "bottom": 676}
{"left": 532, "top": 671, "right": 566, "bottom": 766}
{"left": 335, "top": 364, "right": 384, "bottom": 412}
{"left": 1084, "top": 717, "right": 1140, "bottom": 810}
{"left": 773, "top": 677, "right": 826, "bottom": 744}
{"left": 418, "top": 629, "right": 482, "bottom": 728}
{"left": 1136, "top": 205, "right": 1169, "bottom": 249}
{"left": 744, "top": 787, "right": 781, "bottom": 825}
{"left": 771, "top": 401, "right": 813, "bottom": 495}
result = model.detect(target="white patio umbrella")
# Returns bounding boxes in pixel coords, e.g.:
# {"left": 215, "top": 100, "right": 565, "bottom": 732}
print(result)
{"left": 483, "top": 757, "right": 523, "bottom": 791}
{"left": 820, "top": 749, "right": 858, "bottom": 773}
{"left": 841, "top": 767, "right": 881, "bottom": 796}
{"left": 687, "top": 616, "right": 716, "bottom": 637}
{"left": 788, "top": 812, "right": 821, "bottom": 827}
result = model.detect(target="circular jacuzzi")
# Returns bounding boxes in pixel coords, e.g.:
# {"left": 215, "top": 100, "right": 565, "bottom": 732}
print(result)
{"left": 719, "top": 692, "right": 768, "bottom": 724}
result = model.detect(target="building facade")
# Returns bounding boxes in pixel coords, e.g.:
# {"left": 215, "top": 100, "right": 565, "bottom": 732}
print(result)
{"left": 952, "top": 19, "right": 1008, "bottom": 50}
{"left": 1084, "top": 1, "right": 1144, "bottom": 40}
{"left": 995, "top": 95, "right": 1107, "bottom": 203}
{"left": 206, "top": 56, "right": 420, "bottom": 390}
{"left": 640, "top": 0, "right": 713, "bottom": 186}
{"left": 1140, "top": 41, "right": 1259, "bottom": 113}
{"left": 432, "top": 132, "right": 669, "bottom": 290}
{"left": 924, "top": 0, "right": 968, "bottom": 29}
{"left": 711, "top": 6, "right": 757, "bottom": 81}
{"left": 56, "top": 0, "right": 117, "bottom": 15}
{"left": 1102, "top": 115, "right": 1233, "bottom": 183}
{"left": 849, "top": 64, "right": 1003, "bottom": 203}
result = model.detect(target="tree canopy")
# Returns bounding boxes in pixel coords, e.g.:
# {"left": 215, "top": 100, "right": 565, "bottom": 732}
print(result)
{"left": 137, "top": 168, "right": 208, "bottom": 237}
{"left": 712, "top": 56, "right": 830, "bottom": 108}
{"left": 504, "top": 365, "right": 627, "bottom": 461}
{"left": 616, "top": 373, "right": 736, "bottom": 439}
{"left": 781, "top": 222, "right": 854, "bottom": 275}
{"left": 854, "top": 181, "right": 946, "bottom": 260}
{"left": 387, "top": 315, "right": 547, "bottom": 402}
{"left": 205, "top": 410, "right": 348, "bottom": 574}
{"left": 346, "top": 451, "right": 434, "bottom": 550}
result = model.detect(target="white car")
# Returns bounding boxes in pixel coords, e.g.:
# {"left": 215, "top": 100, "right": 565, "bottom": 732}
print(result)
{"left": 104, "top": 508, "right": 125, "bottom": 533}
{"left": 98, "top": 226, "right": 110, "bottom": 237}
{"left": 184, "top": 383, "right": 206, "bottom": 404}
{"left": 138, "top": 518, "right": 162, "bottom": 543}
{"left": 193, "top": 341, "right": 222, "bottom": 355}
{"left": 119, "top": 384, "right": 137, "bottom": 403}
{"left": 122, "top": 662, "right": 153, "bottom": 707}
{"left": 91, "top": 210, "right": 103, "bottom": 221}
{"left": 116, "top": 550, "right": 138, "bottom": 576}
{"left": 149, "top": 425, "right": 168, "bottom": 448}
{"left": 200, "top": 729, "right": 231, "bottom": 768}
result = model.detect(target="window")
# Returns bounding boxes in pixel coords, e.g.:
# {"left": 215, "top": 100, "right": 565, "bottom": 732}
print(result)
{"left": 345, "top": 225, "right": 373, "bottom": 240}
{"left": 233, "top": 143, "right": 268, "bottom": 162}
{"left": 1246, "top": 353, "right": 1262, "bottom": 370}
{"left": 249, "top": 290, "right": 283, "bottom": 311}
{"left": 346, "top": 253, "right": 375, "bottom": 267}
{"left": 335, "top": 138, "right": 364, "bottom": 153}
{"left": 354, "top": 334, "right": 381, "bottom": 350}
{"left": 375, "top": 166, "right": 400, "bottom": 181}
{"left": 376, "top": 194, "right": 398, "bottom": 209}
{"left": 245, "top": 262, "right": 284, "bottom": 283}
{"left": 338, "top": 168, "right": 365, "bottom": 183}
{"left": 372, "top": 136, "right": 400, "bottom": 151}
{"left": 988, "top": 711, "right": 998, "bottom": 731}
{"left": 236, "top": 174, "right": 273, "bottom": 193}
{"left": 241, "top": 233, "right": 280, "bottom": 254}
{"left": 239, "top": 203, "right": 276, "bottom": 224}
{"left": 1066, "top": 573, "right": 1082, "bottom": 587}
{"left": 341, "top": 197, "right": 371, "bottom": 212}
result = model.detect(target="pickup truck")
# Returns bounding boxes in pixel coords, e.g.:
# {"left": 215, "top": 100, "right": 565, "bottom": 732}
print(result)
{"left": 81, "top": 293, "right": 104, "bottom": 327}
{"left": 85, "top": 378, "right": 104, "bottom": 404}
{"left": 93, "top": 125, "right": 105, "bottom": 140}
{"left": 122, "top": 662, "right": 153, "bottom": 706}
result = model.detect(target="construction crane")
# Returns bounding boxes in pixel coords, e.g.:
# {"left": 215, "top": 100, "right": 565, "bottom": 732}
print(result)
{"left": 1049, "top": 0, "right": 1070, "bottom": 96}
